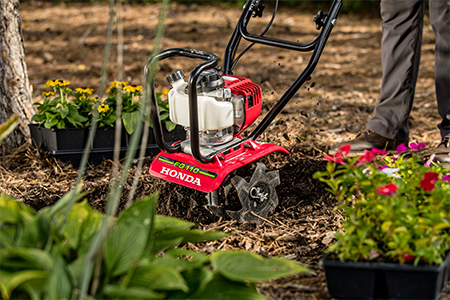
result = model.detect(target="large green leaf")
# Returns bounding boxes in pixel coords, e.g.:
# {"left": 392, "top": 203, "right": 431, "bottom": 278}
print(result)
{"left": 0, "top": 270, "right": 48, "bottom": 300}
{"left": 117, "top": 193, "right": 158, "bottom": 228}
{"left": 63, "top": 200, "right": 102, "bottom": 252}
{"left": 153, "top": 215, "right": 194, "bottom": 232}
{"left": 0, "top": 248, "right": 54, "bottom": 272}
{"left": 103, "top": 285, "right": 165, "bottom": 299}
{"left": 211, "top": 250, "right": 309, "bottom": 283}
{"left": 122, "top": 111, "right": 139, "bottom": 135}
{"left": 129, "top": 261, "right": 189, "bottom": 292}
{"left": 167, "top": 268, "right": 213, "bottom": 299}
{"left": 190, "top": 273, "right": 265, "bottom": 300}
{"left": 104, "top": 222, "right": 147, "bottom": 277}
{"left": 160, "top": 248, "right": 209, "bottom": 272}
{"left": 0, "top": 193, "right": 35, "bottom": 225}
{"left": 17, "top": 214, "right": 51, "bottom": 250}
{"left": 44, "top": 256, "right": 72, "bottom": 300}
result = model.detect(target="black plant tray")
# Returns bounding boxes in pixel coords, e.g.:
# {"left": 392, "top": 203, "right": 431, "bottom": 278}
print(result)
{"left": 321, "top": 254, "right": 450, "bottom": 300}
{"left": 48, "top": 145, "right": 162, "bottom": 167}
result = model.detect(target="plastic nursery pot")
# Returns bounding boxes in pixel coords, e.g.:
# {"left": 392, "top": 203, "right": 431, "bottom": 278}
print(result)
{"left": 321, "top": 254, "right": 450, "bottom": 300}
{"left": 163, "top": 125, "right": 186, "bottom": 145}
{"left": 28, "top": 124, "right": 43, "bottom": 148}
{"left": 40, "top": 126, "right": 87, "bottom": 151}
{"left": 90, "top": 126, "right": 127, "bottom": 149}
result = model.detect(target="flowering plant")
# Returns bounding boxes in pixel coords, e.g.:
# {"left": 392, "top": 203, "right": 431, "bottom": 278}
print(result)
{"left": 31, "top": 80, "right": 89, "bottom": 128}
{"left": 314, "top": 143, "right": 450, "bottom": 266}
{"left": 31, "top": 80, "right": 176, "bottom": 133}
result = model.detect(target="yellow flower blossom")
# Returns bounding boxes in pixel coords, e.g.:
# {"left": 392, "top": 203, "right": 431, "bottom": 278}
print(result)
{"left": 162, "top": 89, "right": 170, "bottom": 95}
{"left": 41, "top": 91, "right": 55, "bottom": 97}
{"left": 98, "top": 104, "right": 109, "bottom": 113}
{"left": 123, "top": 85, "right": 143, "bottom": 93}
{"left": 90, "top": 97, "right": 100, "bottom": 102}
{"left": 44, "top": 79, "right": 70, "bottom": 88}
{"left": 79, "top": 95, "right": 87, "bottom": 101}
{"left": 76, "top": 87, "right": 94, "bottom": 95}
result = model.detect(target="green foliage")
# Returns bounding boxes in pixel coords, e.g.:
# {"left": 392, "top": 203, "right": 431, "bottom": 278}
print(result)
{"left": 314, "top": 144, "right": 450, "bottom": 266}
{"left": 0, "top": 191, "right": 308, "bottom": 299}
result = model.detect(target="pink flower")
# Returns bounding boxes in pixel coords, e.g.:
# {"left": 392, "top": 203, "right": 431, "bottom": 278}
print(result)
{"left": 410, "top": 142, "right": 426, "bottom": 150}
{"left": 442, "top": 175, "right": 450, "bottom": 183}
{"left": 396, "top": 144, "right": 409, "bottom": 155}
{"left": 324, "top": 154, "right": 345, "bottom": 165}
{"left": 376, "top": 183, "right": 398, "bottom": 196}
{"left": 404, "top": 253, "right": 415, "bottom": 263}
{"left": 355, "top": 150, "right": 375, "bottom": 167}
{"left": 372, "top": 148, "right": 389, "bottom": 155}
{"left": 420, "top": 172, "right": 439, "bottom": 191}
{"left": 324, "top": 144, "right": 350, "bottom": 165}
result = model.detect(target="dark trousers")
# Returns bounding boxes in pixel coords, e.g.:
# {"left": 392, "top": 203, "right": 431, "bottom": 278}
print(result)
{"left": 367, "top": 0, "right": 450, "bottom": 140}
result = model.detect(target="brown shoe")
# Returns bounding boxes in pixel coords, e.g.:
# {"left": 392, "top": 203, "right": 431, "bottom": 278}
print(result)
{"left": 434, "top": 138, "right": 450, "bottom": 168}
{"left": 329, "top": 129, "right": 408, "bottom": 156}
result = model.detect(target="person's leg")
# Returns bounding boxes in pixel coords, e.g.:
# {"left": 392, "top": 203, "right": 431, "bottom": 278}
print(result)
{"left": 429, "top": 0, "right": 450, "bottom": 165}
{"left": 366, "top": 0, "right": 426, "bottom": 141}
{"left": 330, "top": 0, "right": 425, "bottom": 154}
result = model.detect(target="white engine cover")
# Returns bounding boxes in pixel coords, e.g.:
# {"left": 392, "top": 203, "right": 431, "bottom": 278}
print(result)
{"left": 168, "top": 80, "right": 234, "bottom": 131}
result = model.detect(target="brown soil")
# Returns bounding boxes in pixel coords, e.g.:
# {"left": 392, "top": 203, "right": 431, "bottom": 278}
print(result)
{"left": 1, "top": 1, "right": 449, "bottom": 299}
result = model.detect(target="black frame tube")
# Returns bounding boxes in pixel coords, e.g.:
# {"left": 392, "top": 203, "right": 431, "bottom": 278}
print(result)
{"left": 146, "top": 0, "right": 343, "bottom": 163}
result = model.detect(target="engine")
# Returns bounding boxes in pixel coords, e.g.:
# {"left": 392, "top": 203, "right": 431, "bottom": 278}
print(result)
{"left": 166, "top": 68, "right": 262, "bottom": 154}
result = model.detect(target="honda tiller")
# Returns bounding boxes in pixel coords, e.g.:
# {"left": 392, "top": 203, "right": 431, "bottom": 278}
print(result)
{"left": 147, "top": 0, "right": 342, "bottom": 222}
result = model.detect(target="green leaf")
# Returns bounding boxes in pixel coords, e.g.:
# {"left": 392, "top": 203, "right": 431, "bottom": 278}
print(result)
{"left": 154, "top": 215, "right": 194, "bottom": 232}
{"left": 63, "top": 200, "right": 102, "bottom": 252}
{"left": 117, "top": 193, "right": 158, "bottom": 228}
{"left": 17, "top": 213, "right": 51, "bottom": 249}
{"left": 130, "top": 262, "right": 189, "bottom": 292}
{"left": 0, "top": 270, "right": 48, "bottom": 300}
{"left": 44, "top": 256, "right": 72, "bottom": 300}
{"left": 167, "top": 268, "right": 213, "bottom": 299}
{"left": 0, "top": 248, "right": 54, "bottom": 272}
{"left": 211, "top": 250, "right": 309, "bottom": 283}
{"left": 164, "top": 120, "right": 177, "bottom": 132}
{"left": 0, "top": 193, "right": 35, "bottom": 225}
{"left": 104, "top": 222, "right": 147, "bottom": 277}
{"left": 44, "top": 118, "right": 58, "bottom": 129}
{"left": 122, "top": 111, "right": 139, "bottom": 135}
{"left": 190, "top": 273, "right": 265, "bottom": 300}
{"left": 103, "top": 285, "right": 165, "bottom": 299}
{"left": 155, "top": 229, "right": 227, "bottom": 246}
{"left": 163, "top": 248, "right": 209, "bottom": 271}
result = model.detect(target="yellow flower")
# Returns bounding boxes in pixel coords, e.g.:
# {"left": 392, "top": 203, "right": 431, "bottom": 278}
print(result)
{"left": 44, "top": 80, "right": 60, "bottom": 88}
{"left": 162, "top": 89, "right": 170, "bottom": 95}
{"left": 76, "top": 87, "right": 94, "bottom": 95}
{"left": 98, "top": 104, "right": 109, "bottom": 113}
{"left": 59, "top": 80, "right": 70, "bottom": 87}
{"left": 79, "top": 95, "right": 87, "bottom": 101}
{"left": 90, "top": 97, "right": 100, "bottom": 102}
{"left": 41, "top": 91, "right": 55, "bottom": 97}
{"left": 123, "top": 84, "right": 143, "bottom": 93}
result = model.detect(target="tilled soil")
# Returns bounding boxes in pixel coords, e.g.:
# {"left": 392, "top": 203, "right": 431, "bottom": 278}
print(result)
{"left": 1, "top": 1, "right": 449, "bottom": 299}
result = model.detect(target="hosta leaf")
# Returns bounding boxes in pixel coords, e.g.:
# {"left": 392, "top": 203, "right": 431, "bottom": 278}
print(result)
{"left": 0, "top": 193, "right": 35, "bottom": 225}
{"left": 153, "top": 215, "right": 194, "bottom": 232}
{"left": 0, "top": 248, "right": 53, "bottom": 272}
{"left": 44, "top": 256, "right": 72, "bottom": 300}
{"left": 104, "top": 222, "right": 147, "bottom": 277}
{"left": 103, "top": 285, "right": 165, "bottom": 299}
{"left": 17, "top": 214, "right": 51, "bottom": 249}
{"left": 63, "top": 200, "right": 102, "bottom": 252}
{"left": 211, "top": 250, "right": 309, "bottom": 283}
{"left": 130, "top": 262, "right": 189, "bottom": 292}
{"left": 167, "top": 268, "right": 213, "bottom": 299}
{"left": 163, "top": 248, "right": 209, "bottom": 271}
{"left": 0, "top": 270, "right": 48, "bottom": 300}
{"left": 117, "top": 193, "right": 158, "bottom": 228}
{"left": 190, "top": 273, "right": 265, "bottom": 300}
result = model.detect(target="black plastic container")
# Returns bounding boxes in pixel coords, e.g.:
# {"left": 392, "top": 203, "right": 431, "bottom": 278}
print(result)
{"left": 321, "top": 254, "right": 450, "bottom": 300}
{"left": 29, "top": 123, "right": 186, "bottom": 166}
{"left": 40, "top": 126, "right": 86, "bottom": 151}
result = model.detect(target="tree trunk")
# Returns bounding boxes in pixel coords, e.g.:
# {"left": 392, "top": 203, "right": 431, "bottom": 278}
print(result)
{"left": 0, "top": 0, "right": 34, "bottom": 149}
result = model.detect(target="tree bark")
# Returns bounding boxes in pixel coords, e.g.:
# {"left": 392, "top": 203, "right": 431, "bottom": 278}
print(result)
{"left": 0, "top": 0, "right": 34, "bottom": 149}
